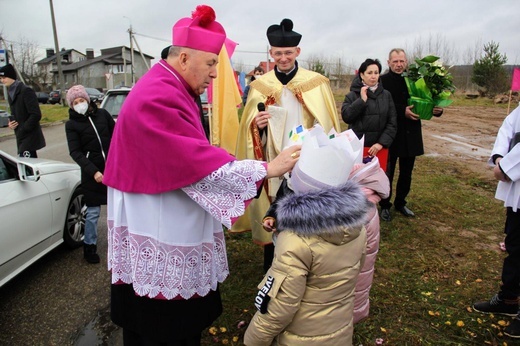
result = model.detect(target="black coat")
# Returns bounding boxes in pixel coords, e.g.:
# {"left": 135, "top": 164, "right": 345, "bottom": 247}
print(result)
{"left": 65, "top": 103, "right": 115, "bottom": 206}
{"left": 380, "top": 70, "right": 424, "bottom": 157}
{"left": 8, "top": 82, "right": 46, "bottom": 154}
{"left": 341, "top": 75, "right": 397, "bottom": 148}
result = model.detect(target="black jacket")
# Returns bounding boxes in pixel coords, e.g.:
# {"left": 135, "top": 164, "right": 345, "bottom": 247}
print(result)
{"left": 380, "top": 70, "right": 424, "bottom": 157}
{"left": 8, "top": 82, "right": 46, "bottom": 154}
{"left": 65, "top": 103, "right": 115, "bottom": 206}
{"left": 341, "top": 75, "right": 397, "bottom": 148}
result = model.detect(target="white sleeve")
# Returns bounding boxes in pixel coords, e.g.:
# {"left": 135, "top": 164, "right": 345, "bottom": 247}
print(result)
{"left": 182, "top": 160, "right": 266, "bottom": 228}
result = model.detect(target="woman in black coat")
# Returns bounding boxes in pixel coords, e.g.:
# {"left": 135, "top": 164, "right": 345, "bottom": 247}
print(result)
{"left": 341, "top": 59, "right": 397, "bottom": 168}
{"left": 65, "top": 85, "right": 115, "bottom": 263}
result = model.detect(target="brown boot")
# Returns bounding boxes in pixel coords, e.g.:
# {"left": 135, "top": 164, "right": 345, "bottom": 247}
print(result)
{"left": 83, "top": 243, "right": 100, "bottom": 264}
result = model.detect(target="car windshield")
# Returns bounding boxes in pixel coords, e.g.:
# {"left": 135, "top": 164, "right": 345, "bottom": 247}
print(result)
{"left": 101, "top": 92, "right": 129, "bottom": 119}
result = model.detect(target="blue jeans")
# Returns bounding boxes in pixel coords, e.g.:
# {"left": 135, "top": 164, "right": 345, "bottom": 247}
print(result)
{"left": 84, "top": 206, "right": 101, "bottom": 245}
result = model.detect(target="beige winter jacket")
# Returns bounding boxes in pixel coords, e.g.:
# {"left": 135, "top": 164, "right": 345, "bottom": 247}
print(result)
{"left": 244, "top": 180, "right": 369, "bottom": 346}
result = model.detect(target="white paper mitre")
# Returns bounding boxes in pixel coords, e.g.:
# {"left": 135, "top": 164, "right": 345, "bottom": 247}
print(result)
{"left": 290, "top": 125, "right": 363, "bottom": 193}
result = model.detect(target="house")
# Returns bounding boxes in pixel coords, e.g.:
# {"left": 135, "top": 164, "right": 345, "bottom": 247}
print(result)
{"left": 36, "top": 46, "right": 154, "bottom": 91}
{"left": 35, "top": 48, "right": 87, "bottom": 90}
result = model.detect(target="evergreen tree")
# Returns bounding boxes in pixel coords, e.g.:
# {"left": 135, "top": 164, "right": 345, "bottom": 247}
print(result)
{"left": 309, "top": 61, "right": 328, "bottom": 77}
{"left": 472, "top": 41, "right": 508, "bottom": 96}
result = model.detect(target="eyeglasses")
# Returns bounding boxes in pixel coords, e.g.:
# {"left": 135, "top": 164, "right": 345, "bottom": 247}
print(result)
{"left": 271, "top": 50, "right": 296, "bottom": 58}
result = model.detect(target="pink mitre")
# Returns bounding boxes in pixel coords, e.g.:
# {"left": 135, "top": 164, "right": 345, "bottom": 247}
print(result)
{"left": 172, "top": 5, "right": 226, "bottom": 55}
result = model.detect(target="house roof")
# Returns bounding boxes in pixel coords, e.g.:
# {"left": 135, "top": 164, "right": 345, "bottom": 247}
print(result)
{"left": 58, "top": 53, "right": 132, "bottom": 72}
{"left": 247, "top": 61, "right": 275, "bottom": 76}
{"left": 101, "top": 46, "right": 154, "bottom": 59}
{"left": 35, "top": 49, "right": 86, "bottom": 65}
{"left": 46, "top": 46, "right": 153, "bottom": 73}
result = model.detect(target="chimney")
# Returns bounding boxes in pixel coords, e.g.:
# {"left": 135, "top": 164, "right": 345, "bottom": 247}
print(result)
{"left": 46, "top": 48, "right": 55, "bottom": 58}
{"left": 86, "top": 48, "right": 94, "bottom": 60}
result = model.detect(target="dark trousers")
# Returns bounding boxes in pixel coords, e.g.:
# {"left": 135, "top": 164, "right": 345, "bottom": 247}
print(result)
{"left": 123, "top": 328, "right": 201, "bottom": 346}
{"left": 500, "top": 207, "right": 520, "bottom": 299}
{"left": 380, "top": 153, "right": 416, "bottom": 209}
{"left": 111, "top": 284, "right": 221, "bottom": 345}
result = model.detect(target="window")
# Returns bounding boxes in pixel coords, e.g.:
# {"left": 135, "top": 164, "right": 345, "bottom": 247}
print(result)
{"left": 0, "top": 157, "right": 16, "bottom": 182}
{"left": 112, "top": 65, "right": 125, "bottom": 74}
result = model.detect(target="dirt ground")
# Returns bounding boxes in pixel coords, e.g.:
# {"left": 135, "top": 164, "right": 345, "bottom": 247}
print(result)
{"left": 417, "top": 105, "right": 511, "bottom": 175}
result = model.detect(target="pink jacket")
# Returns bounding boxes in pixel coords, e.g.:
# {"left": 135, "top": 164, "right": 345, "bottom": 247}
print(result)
{"left": 348, "top": 157, "right": 390, "bottom": 323}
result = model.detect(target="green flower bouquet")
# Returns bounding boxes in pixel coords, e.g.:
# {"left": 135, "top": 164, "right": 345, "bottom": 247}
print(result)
{"left": 403, "top": 55, "right": 456, "bottom": 120}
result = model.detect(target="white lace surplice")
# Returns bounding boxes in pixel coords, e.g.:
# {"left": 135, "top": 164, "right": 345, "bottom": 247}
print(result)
{"left": 107, "top": 160, "right": 266, "bottom": 300}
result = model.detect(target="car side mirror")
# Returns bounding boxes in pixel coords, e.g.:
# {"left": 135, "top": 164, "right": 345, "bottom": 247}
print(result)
{"left": 17, "top": 162, "right": 41, "bottom": 182}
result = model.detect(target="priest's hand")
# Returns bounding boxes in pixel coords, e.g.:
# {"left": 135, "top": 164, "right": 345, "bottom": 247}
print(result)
{"left": 266, "top": 145, "right": 301, "bottom": 178}
{"left": 255, "top": 110, "right": 271, "bottom": 130}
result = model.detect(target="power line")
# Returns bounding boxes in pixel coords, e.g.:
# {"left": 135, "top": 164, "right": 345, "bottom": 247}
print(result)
{"left": 133, "top": 32, "right": 170, "bottom": 43}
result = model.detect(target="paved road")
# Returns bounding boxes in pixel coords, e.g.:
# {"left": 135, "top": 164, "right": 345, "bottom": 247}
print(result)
{"left": 0, "top": 123, "right": 122, "bottom": 345}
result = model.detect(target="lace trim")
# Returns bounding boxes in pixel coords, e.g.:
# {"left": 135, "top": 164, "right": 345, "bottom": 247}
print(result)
{"left": 182, "top": 160, "right": 266, "bottom": 228}
{"left": 108, "top": 221, "right": 229, "bottom": 300}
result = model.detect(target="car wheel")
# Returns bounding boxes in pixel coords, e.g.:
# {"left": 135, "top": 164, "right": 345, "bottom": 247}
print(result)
{"left": 63, "top": 188, "right": 86, "bottom": 248}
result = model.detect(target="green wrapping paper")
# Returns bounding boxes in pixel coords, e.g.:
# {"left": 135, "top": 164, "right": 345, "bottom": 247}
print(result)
{"left": 409, "top": 97, "right": 435, "bottom": 120}
{"left": 404, "top": 75, "right": 453, "bottom": 120}
{"left": 405, "top": 77, "right": 434, "bottom": 120}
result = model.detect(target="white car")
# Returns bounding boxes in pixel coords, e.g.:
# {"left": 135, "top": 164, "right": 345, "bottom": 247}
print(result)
{"left": 0, "top": 150, "right": 85, "bottom": 287}
{"left": 100, "top": 87, "right": 132, "bottom": 120}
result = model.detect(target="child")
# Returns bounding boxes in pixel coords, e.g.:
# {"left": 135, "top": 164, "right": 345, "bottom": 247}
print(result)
{"left": 244, "top": 126, "right": 370, "bottom": 346}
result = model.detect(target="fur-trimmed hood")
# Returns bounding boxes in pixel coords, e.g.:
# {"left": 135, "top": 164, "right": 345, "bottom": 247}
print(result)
{"left": 277, "top": 179, "right": 370, "bottom": 245}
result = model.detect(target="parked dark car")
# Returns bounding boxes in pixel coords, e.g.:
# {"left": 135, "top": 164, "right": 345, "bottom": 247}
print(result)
{"left": 85, "top": 88, "right": 104, "bottom": 103}
{"left": 35, "top": 92, "right": 49, "bottom": 104}
{"left": 0, "top": 111, "right": 10, "bottom": 127}
{"left": 99, "top": 88, "right": 131, "bottom": 120}
{"left": 48, "top": 90, "right": 61, "bottom": 104}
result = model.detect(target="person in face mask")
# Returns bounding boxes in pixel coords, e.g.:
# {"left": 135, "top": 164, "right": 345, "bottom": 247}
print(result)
{"left": 65, "top": 85, "right": 116, "bottom": 263}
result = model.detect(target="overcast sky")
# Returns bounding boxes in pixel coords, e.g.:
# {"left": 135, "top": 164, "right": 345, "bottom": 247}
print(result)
{"left": 1, "top": 0, "right": 519, "bottom": 73}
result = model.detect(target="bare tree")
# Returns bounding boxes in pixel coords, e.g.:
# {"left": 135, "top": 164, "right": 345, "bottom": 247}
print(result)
{"left": 462, "top": 39, "right": 483, "bottom": 66}
{"left": 8, "top": 36, "right": 46, "bottom": 90}
{"left": 302, "top": 54, "right": 328, "bottom": 76}
{"left": 405, "top": 33, "right": 456, "bottom": 65}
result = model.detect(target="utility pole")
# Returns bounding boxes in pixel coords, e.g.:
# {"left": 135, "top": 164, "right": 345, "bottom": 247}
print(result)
{"left": 129, "top": 26, "right": 135, "bottom": 85}
{"left": 266, "top": 44, "right": 270, "bottom": 72}
{"left": 122, "top": 46, "right": 127, "bottom": 87}
{"left": 124, "top": 17, "right": 135, "bottom": 86}
{"left": 49, "top": 0, "right": 65, "bottom": 105}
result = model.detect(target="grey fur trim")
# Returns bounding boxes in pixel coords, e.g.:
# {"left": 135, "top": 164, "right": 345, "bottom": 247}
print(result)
{"left": 277, "top": 180, "right": 370, "bottom": 236}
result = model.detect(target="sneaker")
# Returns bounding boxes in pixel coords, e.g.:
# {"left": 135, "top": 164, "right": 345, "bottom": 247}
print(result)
{"left": 473, "top": 294, "right": 519, "bottom": 316}
{"left": 380, "top": 208, "right": 392, "bottom": 222}
{"left": 505, "top": 316, "right": 520, "bottom": 338}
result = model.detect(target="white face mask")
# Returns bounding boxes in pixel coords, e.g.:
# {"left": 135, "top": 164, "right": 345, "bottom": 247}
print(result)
{"left": 73, "top": 102, "right": 89, "bottom": 115}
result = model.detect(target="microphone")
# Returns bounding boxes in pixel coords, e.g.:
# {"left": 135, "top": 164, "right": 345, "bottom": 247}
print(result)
{"left": 257, "top": 102, "right": 265, "bottom": 112}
